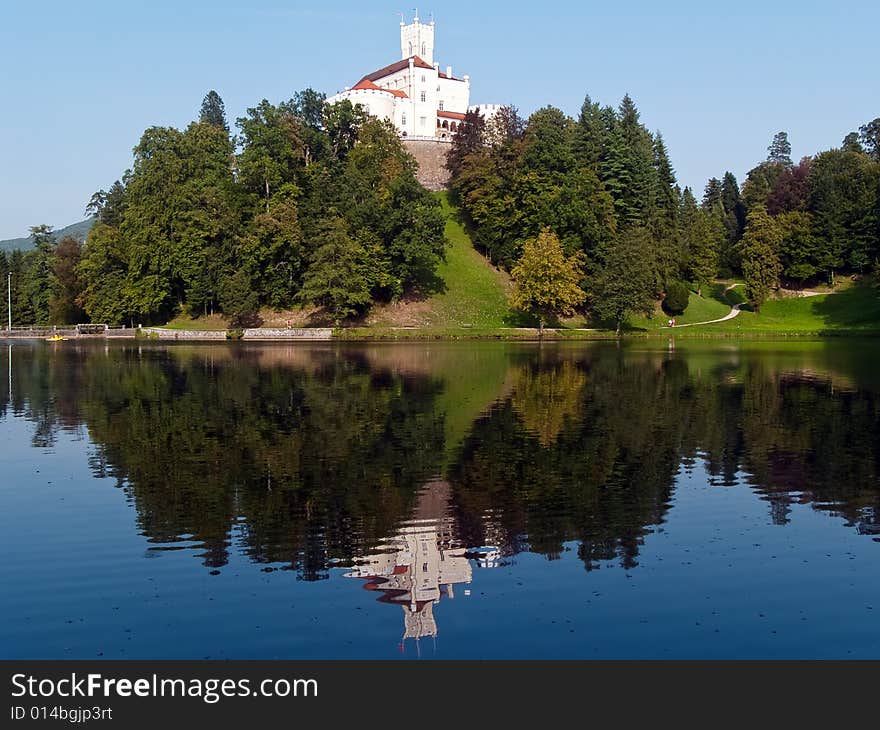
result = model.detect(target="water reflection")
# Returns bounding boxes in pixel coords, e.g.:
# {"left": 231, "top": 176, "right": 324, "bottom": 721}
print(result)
{"left": 347, "top": 479, "right": 475, "bottom": 645}
{"left": 3, "top": 340, "right": 880, "bottom": 583}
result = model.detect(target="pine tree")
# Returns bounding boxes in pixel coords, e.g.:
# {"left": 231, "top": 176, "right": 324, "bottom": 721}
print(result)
{"left": 26, "top": 225, "right": 55, "bottom": 325}
{"left": 739, "top": 205, "right": 782, "bottom": 311}
{"left": 446, "top": 109, "right": 486, "bottom": 178}
{"left": 572, "top": 94, "right": 605, "bottom": 170}
{"left": 702, "top": 178, "right": 723, "bottom": 212}
{"left": 767, "top": 131, "right": 793, "bottom": 167}
{"left": 199, "top": 90, "right": 229, "bottom": 132}
{"left": 685, "top": 211, "right": 722, "bottom": 296}
{"left": 590, "top": 227, "right": 656, "bottom": 334}
{"left": 298, "top": 217, "right": 375, "bottom": 323}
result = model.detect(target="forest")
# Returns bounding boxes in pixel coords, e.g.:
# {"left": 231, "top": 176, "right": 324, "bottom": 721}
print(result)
{"left": 0, "top": 89, "right": 877, "bottom": 329}
{"left": 449, "top": 99, "right": 880, "bottom": 329}
{"left": 0, "top": 90, "right": 445, "bottom": 327}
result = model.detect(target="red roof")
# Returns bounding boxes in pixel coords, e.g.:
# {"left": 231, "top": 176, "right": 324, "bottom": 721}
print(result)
{"left": 437, "top": 110, "right": 466, "bottom": 120}
{"left": 359, "top": 55, "right": 434, "bottom": 85}
{"left": 351, "top": 78, "right": 408, "bottom": 98}
{"left": 438, "top": 71, "right": 463, "bottom": 82}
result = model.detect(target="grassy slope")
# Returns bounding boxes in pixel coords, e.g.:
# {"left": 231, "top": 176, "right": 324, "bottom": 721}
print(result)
{"left": 428, "top": 194, "right": 512, "bottom": 327}
{"left": 687, "top": 282, "right": 880, "bottom": 334}
{"left": 626, "top": 282, "right": 734, "bottom": 330}
{"left": 351, "top": 192, "right": 514, "bottom": 334}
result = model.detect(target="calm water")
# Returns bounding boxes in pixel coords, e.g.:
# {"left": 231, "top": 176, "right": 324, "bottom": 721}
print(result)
{"left": 1, "top": 339, "right": 879, "bottom": 659}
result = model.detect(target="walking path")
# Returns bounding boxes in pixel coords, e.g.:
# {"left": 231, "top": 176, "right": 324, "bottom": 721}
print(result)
{"left": 665, "top": 283, "right": 743, "bottom": 329}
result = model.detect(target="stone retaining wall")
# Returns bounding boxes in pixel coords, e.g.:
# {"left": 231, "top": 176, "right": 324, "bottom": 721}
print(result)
{"left": 243, "top": 328, "right": 333, "bottom": 340}
{"left": 140, "top": 328, "right": 227, "bottom": 340}
{"left": 402, "top": 139, "right": 452, "bottom": 191}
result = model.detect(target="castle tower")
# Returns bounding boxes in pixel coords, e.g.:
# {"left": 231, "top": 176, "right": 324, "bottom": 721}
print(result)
{"left": 400, "top": 12, "right": 434, "bottom": 63}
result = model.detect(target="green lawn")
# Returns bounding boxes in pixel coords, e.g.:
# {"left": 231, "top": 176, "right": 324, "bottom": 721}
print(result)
{"left": 683, "top": 281, "right": 880, "bottom": 335}
{"left": 626, "top": 282, "right": 735, "bottom": 330}
{"left": 425, "top": 193, "right": 512, "bottom": 327}
{"left": 161, "top": 313, "right": 229, "bottom": 331}
{"left": 365, "top": 192, "right": 513, "bottom": 330}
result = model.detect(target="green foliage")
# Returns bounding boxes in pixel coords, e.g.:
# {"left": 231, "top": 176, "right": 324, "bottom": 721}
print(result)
{"left": 220, "top": 269, "right": 261, "bottom": 328}
{"left": 199, "top": 90, "right": 228, "bottom": 131}
{"left": 663, "top": 280, "right": 690, "bottom": 315}
{"left": 67, "top": 88, "right": 445, "bottom": 327}
{"left": 739, "top": 206, "right": 782, "bottom": 311}
{"left": 446, "top": 109, "right": 486, "bottom": 177}
{"left": 767, "top": 131, "right": 793, "bottom": 167}
{"left": 298, "top": 217, "right": 375, "bottom": 322}
{"left": 590, "top": 226, "right": 656, "bottom": 333}
{"left": 49, "top": 235, "right": 85, "bottom": 324}
{"left": 683, "top": 209, "right": 722, "bottom": 294}
{"left": 777, "top": 211, "right": 821, "bottom": 283}
{"left": 26, "top": 225, "right": 55, "bottom": 326}
{"left": 510, "top": 228, "right": 586, "bottom": 329}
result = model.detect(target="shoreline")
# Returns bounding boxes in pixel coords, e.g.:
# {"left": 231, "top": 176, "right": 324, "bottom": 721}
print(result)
{"left": 3, "top": 326, "right": 880, "bottom": 342}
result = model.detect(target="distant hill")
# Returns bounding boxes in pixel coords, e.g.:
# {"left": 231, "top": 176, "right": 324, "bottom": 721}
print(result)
{"left": 0, "top": 218, "right": 95, "bottom": 253}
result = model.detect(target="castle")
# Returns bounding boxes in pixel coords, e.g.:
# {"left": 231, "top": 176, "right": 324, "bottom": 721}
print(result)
{"left": 326, "top": 13, "right": 501, "bottom": 143}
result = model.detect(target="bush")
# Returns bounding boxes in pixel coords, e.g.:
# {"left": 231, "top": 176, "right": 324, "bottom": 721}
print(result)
{"left": 663, "top": 281, "right": 690, "bottom": 315}
{"left": 220, "top": 270, "right": 262, "bottom": 328}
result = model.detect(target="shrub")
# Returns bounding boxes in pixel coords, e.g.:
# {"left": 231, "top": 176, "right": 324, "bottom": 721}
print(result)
{"left": 663, "top": 281, "right": 690, "bottom": 315}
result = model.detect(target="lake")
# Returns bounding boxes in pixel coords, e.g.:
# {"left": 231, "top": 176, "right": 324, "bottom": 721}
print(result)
{"left": 1, "top": 338, "right": 879, "bottom": 659}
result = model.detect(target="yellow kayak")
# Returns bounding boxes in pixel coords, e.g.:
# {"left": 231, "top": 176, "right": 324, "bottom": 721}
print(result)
{"left": 46, "top": 335, "right": 67, "bottom": 342}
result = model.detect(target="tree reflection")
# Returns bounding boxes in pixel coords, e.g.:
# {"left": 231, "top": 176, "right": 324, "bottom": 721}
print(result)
{"left": 3, "top": 340, "right": 880, "bottom": 580}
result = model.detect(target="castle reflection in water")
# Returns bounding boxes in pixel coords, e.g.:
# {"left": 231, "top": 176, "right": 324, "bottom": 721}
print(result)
{"left": 346, "top": 479, "right": 502, "bottom": 645}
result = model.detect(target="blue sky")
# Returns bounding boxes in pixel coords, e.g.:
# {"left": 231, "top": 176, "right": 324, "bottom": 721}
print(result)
{"left": 1, "top": 0, "right": 877, "bottom": 239}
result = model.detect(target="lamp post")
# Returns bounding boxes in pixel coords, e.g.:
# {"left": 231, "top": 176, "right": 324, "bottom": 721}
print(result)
{"left": 6, "top": 271, "right": 10, "bottom": 332}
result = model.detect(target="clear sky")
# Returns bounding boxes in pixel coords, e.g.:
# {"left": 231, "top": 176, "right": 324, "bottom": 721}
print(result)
{"left": 1, "top": 0, "right": 877, "bottom": 239}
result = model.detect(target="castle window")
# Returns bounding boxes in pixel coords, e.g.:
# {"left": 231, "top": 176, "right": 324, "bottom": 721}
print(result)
{"left": 409, "top": 42, "right": 412, "bottom": 55}
{"left": 402, "top": 113, "right": 407, "bottom": 125}
{"left": 420, "top": 91, "right": 426, "bottom": 102}
{"left": 420, "top": 117, "right": 426, "bottom": 128}
{"left": 438, "top": 100, "right": 444, "bottom": 111}
{"left": 421, "top": 42, "right": 426, "bottom": 56}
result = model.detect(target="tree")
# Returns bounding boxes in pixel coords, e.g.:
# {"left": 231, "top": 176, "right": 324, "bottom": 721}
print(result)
{"left": 236, "top": 100, "right": 305, "bottom": 209}
{"left": 509, "top": 228, "right": 586, "bottom": 332}
{"left": 26, "top": 225, "right": 55, "bottom": 325}
{"left": 572, "top": 94, "right": 605, "bottom": 169}
{"left": 485, "top": 105, "right": 525, "bottom": 147}
{"left": 76, "top": 223, "right": 129, "bottom": 324}
{"left": 590, "top": 227, "right": 656, "bottom": 334}
{"left": 777, "top": 211, "right": 821, "bottom": 284}
{"left": 663, "top": 280, "right": 689, "bottom": 315}
{"left": 766, "top": 157, "right": 812, "bottom": 214}
{"left": 739, "top": 206, "right": 782, "bottom": 311}
{"left": 768, "top": 131, "right": 793, "bottom": 166}
{"left": 220, "top": 269, "right": 261, "bottom": 328}
{"left": 808, "top": 148, "right": 879, "bottom": 278}
{"left": 236, "top": 188, "right": 304, "bottom": 309}
{"left": 720, "top": 171, "right": 745, "bottom": 237}
{"left": 298, "top": 217, "right": 375, "bottom": 323}
{"left": 199, "top": 90, "right": 228, "bottom": 132}
{"left": 859, "top": 118, "right": 880, "bottom": 161}
{"left": 49, "top": 235, "right": 85, "bottom": 324}
{"left": 446, "top": 109, "right": 486, "bottom": 178}
{"left": 702, "top": 177, "right": 723, "bottom": 212}
{"left": 842, "top": 132, "right": 864, "bottom": 153}
{"left": 684, "top": 210, "right": 722, "bottom": 295}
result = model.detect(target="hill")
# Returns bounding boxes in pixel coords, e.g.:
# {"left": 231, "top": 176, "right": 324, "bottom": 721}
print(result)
{"left": 0, "top": 219, "right": 94, "bottom": 254}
